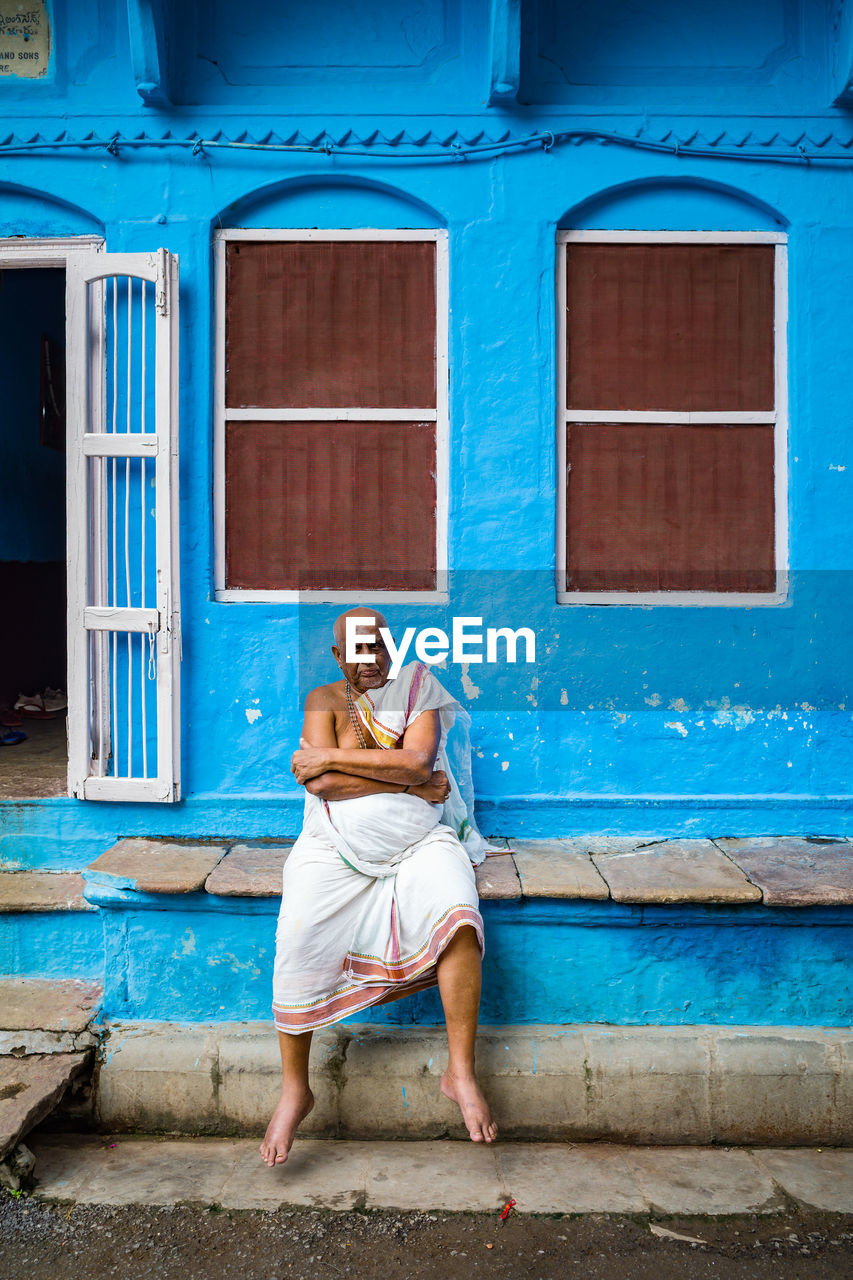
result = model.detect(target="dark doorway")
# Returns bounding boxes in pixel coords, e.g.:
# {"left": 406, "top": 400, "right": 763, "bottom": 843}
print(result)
{"left": 0, "top": 266, "right": 67, "bottom": 798}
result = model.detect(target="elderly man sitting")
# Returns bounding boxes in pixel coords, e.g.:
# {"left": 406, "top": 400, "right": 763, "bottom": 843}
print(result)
{"left": 261, "top": 607, "right": 497, "bottom": 1166}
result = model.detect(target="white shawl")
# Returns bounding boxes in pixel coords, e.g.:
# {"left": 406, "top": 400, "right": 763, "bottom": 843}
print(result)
{"left": 349, "top": 660, "right": 492, "bottom": 866}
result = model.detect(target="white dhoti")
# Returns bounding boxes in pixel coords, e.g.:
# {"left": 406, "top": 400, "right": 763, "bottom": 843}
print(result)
{"left": 272, "top": 793, "right": 483, "bottom": 1033}
{"left": 271, "top": 661, "right": 493, "bottom": 1035}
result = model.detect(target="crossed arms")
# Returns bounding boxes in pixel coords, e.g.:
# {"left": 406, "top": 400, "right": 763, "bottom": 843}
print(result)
{"left": 290, "top": 687, "right": 448, "bottom": 803}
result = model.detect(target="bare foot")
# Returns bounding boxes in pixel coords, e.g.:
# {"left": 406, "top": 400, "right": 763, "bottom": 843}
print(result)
{"left": 259, "top": 1084, "right": 314, "bottom": 1167}
{"left": 441, "top": 1069, "right": 498, "bottom": 1143}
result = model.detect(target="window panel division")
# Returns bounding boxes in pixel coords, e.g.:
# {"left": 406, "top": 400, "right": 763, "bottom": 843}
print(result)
{"left": 565, "top": 242, "right": 775, "bottom": 412}
{"left": 225, "top": 239, "right": 437, "bottom": 410}
{"left": 565, "top": 422, "right": 776, "bottom": 593}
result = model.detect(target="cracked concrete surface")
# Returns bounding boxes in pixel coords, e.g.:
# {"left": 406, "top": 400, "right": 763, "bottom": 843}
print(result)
{"left": 24, "top": 1134, "right": 853, "bottom": 1215}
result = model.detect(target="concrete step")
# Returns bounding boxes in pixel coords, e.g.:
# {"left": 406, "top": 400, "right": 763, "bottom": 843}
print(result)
{"left": 0, "top": 977, "right": 102, "bottom": 1054}
{"left": 0, "top": 1052, "right": 90, "bottom": 1162}
{"left": 26, "top": 1133, "right": 853, "bottom": 1214}
{"left": 95, "top": 1020, "right": 853, "bottom": 1146}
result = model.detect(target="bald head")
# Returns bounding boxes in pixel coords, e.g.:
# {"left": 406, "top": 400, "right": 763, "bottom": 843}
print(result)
{"left": 332, "top": 607, "right": 388, "bottom": 649}
{"left": 331, "top": 607, "right": 392, "bottom": 693}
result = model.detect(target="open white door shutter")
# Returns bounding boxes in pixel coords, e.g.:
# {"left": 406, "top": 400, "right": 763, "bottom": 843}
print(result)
{"left": 66, "top": 250, "right": 181, "bottom": 801}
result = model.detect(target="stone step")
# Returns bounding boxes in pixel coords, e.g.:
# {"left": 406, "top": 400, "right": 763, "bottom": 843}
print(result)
{"left": 591, "top": 838, "right": 762, "bottom": 903}
{"left": 0, "top": 1052, "right": 90, "bottom": 1162}
{"left": 715, "top": 837, "right": 853, "bottom": 905}
{"left": 83, "top": 839, "right": 229, "bottom": 894}
{"left": 0, "top": 871, "right": 96, "bottom": 913}
{"left": 204, "top": 842, "right": 293, "bottom": 896}
{"left": 94, "top": 1020, "right": 853, "bottom": 1147}
{"left": 0, "top": 978, "right": 102, "bottom": 1054}
{"left": 80, "top": 835, "right": 853, "bottom": 907}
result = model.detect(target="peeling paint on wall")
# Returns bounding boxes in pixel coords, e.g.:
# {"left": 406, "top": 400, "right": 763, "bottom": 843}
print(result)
{"left": 460, "top": 663, "right": 480, "bottom": 700}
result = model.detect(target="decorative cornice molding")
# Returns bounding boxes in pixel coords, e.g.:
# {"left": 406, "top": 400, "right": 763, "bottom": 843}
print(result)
{"left": 0, "top": 123, "right": 853, "bottom": 163}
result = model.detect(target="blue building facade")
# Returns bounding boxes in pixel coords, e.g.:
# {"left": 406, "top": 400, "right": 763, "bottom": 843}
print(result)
{"left": 1, "top": 0, "right": 851, "bottom": 850}
{"left": 1, "top": 2, "right": 852, "bottom": 1042}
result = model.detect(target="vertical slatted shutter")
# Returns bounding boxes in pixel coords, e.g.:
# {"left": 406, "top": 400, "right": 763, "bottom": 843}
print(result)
{"left": 66, "top": 250, "right": 181, "bottom": 801}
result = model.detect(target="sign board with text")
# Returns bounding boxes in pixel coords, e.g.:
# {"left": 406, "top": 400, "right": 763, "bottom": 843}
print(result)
{"left": 0, "top": 3, "right": 50, "bottom": 78}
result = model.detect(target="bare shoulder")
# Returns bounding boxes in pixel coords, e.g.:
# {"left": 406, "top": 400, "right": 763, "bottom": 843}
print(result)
{"left": 304, "top": 681, "right": 345, "bottom": 712}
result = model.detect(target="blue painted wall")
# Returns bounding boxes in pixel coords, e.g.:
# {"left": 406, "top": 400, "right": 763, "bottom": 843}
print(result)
{"left": 0, "top": 909, "right": 103, "bottom": 981}
{"left": 0, "top": 0, "right": 852, "bottom": 860}
{"left": 68, "top": 888, "right": 853, "bottom": 1027}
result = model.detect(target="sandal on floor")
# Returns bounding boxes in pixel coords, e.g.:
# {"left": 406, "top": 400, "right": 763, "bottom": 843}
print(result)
{"left": 43, "top": 686, "right": 68, "bottom": 713}
{"left": 1, "top": 730, "right": 27, "bottom": 746}
{"left": 0, "top": 707, "right": 23, "bottom": 727}
{"left": 13, "top": 693, "right": 57, "bottom": 719}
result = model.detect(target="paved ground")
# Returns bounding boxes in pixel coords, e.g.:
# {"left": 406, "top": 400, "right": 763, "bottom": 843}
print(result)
{"left": 0, "top": 1134, "right": 850, "bottom": 1279}
{"left": 21, "top": 1134, "right": 853, "bottom": 1215}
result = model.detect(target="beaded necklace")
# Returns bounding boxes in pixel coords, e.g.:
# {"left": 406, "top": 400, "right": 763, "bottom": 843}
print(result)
{"left": 345, "top": 681, "right": 368, "bottom": 749}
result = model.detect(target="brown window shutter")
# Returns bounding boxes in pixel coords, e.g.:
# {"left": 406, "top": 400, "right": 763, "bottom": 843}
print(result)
{"left": 226, "top": 420, "right": 437, "bottom": 592}
{"left": 563, "top": 241, "right": 778, "bottom": 594}
{"left": 566, "top": 422, "right": 776, "bottom": 593}
{"left": 565, "top": 243, "right": 775, "bottom": 412}
{"left": 226, "top": 240, "right": 436, "bottom": 410}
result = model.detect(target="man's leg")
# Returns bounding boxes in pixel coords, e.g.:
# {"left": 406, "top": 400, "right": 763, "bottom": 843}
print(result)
{"left": 259, "top": 1029, "right": 315, "bottom": 1166}
{"left": 437, "top": 924, "right": 498, "bottom": 1144}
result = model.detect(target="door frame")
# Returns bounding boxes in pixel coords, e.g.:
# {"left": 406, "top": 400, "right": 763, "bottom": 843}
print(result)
{"left": 0, "top": 236, "right": 105, "bottom": 796}
{"left": 0, "top": 236, "right": 104, "bottom": 266}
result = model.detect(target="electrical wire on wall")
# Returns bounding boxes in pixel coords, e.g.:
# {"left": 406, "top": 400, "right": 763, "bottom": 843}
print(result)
{"left": 0, "top": 127, "right": 850, "bottom": 166}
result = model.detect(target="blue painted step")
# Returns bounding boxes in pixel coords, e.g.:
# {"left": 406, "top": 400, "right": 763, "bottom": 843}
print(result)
{"left": 82, "top": 880, "right": 852, "bottom": 1028}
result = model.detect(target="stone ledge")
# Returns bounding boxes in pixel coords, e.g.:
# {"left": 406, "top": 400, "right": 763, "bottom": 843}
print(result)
{"left": 592, "top": 839, "right": 762, "bottom": 904}
{"left": 31, "top": 1135, "right": 853, "bottom": 1215}
{"left": 714, "top": 837, "right": 853, "bottom": 906}
{"left": 510, "top": 838, "right": 613, "bottom": 899}
{"left": 0, "top": 872, "right": 95, "bottom": 913}
{"left": 84, "top": 839, "right": 227, "bottom": 894}
{"left": 0, "top": 979, "right": 102, "bottom": 1056}
{"left": 94, "top": 1021, "right": 853, "bottom": 1146}
{"left": 0, "top": 978, "right": 101, "bottom": 1033}
{"left": 204, "top": 843, "right": 293, "bottom": 897}
{"left": 474, "top": 854, "right": 521, "bottom": 899}
{"left": 35, "top": 1135, "right": 851, "bottom": 1215}
{"left": 80, "top": 835, "right": 853, "bottom": 909}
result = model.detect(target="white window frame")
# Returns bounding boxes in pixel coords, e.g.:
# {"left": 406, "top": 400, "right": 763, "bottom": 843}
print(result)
{"left": 213, "top": 227, "right": 449, "bottom": 604}
{"left": 556, "top": 229, "right": 789, "bottom": 607}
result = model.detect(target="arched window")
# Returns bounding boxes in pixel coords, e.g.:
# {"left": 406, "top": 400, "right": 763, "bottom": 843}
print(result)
{"left": 214, "top": 180, "right": 447, "bottom": 601}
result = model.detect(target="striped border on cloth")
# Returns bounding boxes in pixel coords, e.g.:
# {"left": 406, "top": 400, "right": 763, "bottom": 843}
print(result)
{"left": 272, "top": 905, "right": 484, "bottom": 1034}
